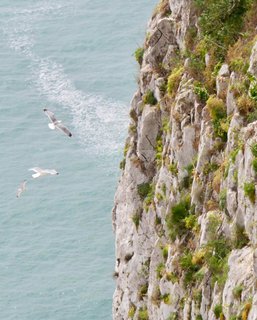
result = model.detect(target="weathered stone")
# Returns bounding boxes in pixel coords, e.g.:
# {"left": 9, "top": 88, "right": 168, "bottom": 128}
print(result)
{"left": 137, "top": 105, "right": 160, "bottom": 166}
{"left": 249, "top": 40, "right": 257, "bottom": 77}
{"left": 216, "top": 64, "right": 230, "bottom": 99}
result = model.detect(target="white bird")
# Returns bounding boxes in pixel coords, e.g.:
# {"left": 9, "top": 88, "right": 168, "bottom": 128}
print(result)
{"left": 43, "top": 108, "right": 72, "bottom": 137}
{"left": 29, "top": 167, "right": 59, "bottom": 179}
{"left": 16, "top": 180, "right": 27, "bottom": 198}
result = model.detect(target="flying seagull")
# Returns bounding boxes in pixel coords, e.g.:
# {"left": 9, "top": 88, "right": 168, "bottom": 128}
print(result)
{"left": 16, "top": 180, "right": 27, "bottom": 198}
{"left": 43, "top": 108, "right": 72, "bottom": 137}
{"left": 29, "top": 167, "right": 59, "bottom": 179}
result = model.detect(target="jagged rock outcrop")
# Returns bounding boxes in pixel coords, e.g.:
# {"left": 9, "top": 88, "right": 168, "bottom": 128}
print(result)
{"left": 113, "top": 0, "right": 257, "bottom": 319}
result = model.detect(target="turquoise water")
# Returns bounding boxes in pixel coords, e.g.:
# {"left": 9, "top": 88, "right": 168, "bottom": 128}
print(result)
{"left": 0, "top": 1, "right": 156, "bottom": 319}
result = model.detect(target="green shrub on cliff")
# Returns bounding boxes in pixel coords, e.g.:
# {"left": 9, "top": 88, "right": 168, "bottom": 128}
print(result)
{"left": 167, "top": 67, "right": 184, "bottom": 97}
{"left": 137, "top": 183, "right": 151, "bottom": 200}
{"left": 251, "top": 142, "right": 257, "bottom": 157}
{"left": 194, "top": 83, "right": 209, "bottom": 102}
{"left": 244, "top": 182, "right": 255, "bottom": 203}
{"left": 195, "top": 0, "right": 252, "bottom": 59}
{"left": 213, "top": 304, "right": 223, "bottom": 318}
{"left": 138, "top": 307, "right": 149, "bottom": 320}
{"left": 143, "top": 90, "right": 157, "bottom": 105}
{"left": 166, "top": 195, "right": 193, "bottom": 240}
{"left": 134, "top": 47, "right": 144, "bottom": 65}
{"left": 206, "top": 95, "right": 228, "bottom": 141}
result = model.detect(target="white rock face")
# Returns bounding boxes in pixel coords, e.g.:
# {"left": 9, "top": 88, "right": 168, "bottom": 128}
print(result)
{"left": 137, "top": 105, "right": 160, "bottom": 166}
{"left": 223, "top": 248, "right": 254, "bottom": 319}
{"left": 249, "top": 40, "right": 257, "bottom": 77}
{"left": 112, "top": 1, "right": 257, "bottom": 319}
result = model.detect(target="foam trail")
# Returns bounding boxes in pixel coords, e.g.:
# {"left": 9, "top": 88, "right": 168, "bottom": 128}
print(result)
{"left": 2, "top": 0, "right": 129, "bottom": 155}
{"left": 35, "top": 58, "right": 128, "bottom": 154}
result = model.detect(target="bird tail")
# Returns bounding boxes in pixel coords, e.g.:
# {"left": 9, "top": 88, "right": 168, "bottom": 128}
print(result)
{"left": 48, "top": 123, "right": 55, "bottom": 130}
{"left": 32, "top": 173, "right": 41, "bottom": 178}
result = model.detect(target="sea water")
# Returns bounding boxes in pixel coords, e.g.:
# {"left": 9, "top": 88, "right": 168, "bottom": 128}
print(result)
{"left": 0, "top": 1, "right": 156, "bottom": 319}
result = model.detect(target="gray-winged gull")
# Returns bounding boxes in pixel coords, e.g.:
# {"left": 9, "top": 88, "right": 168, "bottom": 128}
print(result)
{"left": 16, "top": 180, "right": 27, "bottom": 198}
{"left": 29, "top": 167, "right": 59, "bottom": 178}
{"left": 43, "top": 108, "right": 72, "bottom": 137}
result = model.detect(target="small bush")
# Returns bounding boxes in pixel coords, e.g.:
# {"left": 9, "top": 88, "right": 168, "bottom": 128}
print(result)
{"left": 184, "top": 214, "right": 198, "bottom": 231}
{"left": 230, "top": 58, "right": 249, "bottom": 73}
{"left": 194, "top": 83, "right": 209, "bottom": 102}
{"left": 206, "top": 95, "right": 228, "bottom": 141}
{"left": 156, "top": 263, "right": 165, "bottom": 279}
{"left": 162, "top": 245, "right": 169, "bottom": 261}
{"left": 237, "top": 93, "right": 257, "bottom": 114}
{"left": 206, "top": 96, "right": 226, "bottom": 118}
{"left": 192, "top": 249, "right": 206, "bottom": 266}
{"left": 196, "top": 315, "right": 203, "bottom": 320}
{"left": 181, "top": 162, "right": 195, "bottom": 189}
{"left": 193, "top": 288, "right": 202, "bottom": 305}
{"left": 244, "top": 182, "right": 255, "bottom": 203}
{"left": 144, "top": 184, "right": 155, "bottom": 210}
{"left": 167, "top": 67, "right": 184, "bottom": 97}
{"left": 179, "top": 251, "right": 201, "bottom": 286}
{"left": 213, "top": 304, "right": 223, "bottom": 319}
{"left": 142, "top": 90, "right": 157, "bottom": 105}
{"left": 168, "top": 162, "right": 178, "bottom": 175}
{"left": 171, "top": 197, "right": 191, "bottom": 223}
{"left": 120, "top": 159, "right": 126, "bottom": 170}
{"left": 132, "top": 212, "right": 141, "bottom": 230}
{"left": 204, "top": 236, "right": 230, "bottom": 286}
{"left": 137, "top": 183, "right": 151, "bottom": 200}
{"left": 138, "top": 284, "right": 148, "bottom": 300}
{"left": 232, "top": 285, "right": 243, "bottom": 300}
{"left": 232, "top": 224, "right": 250, "bottom": 249}
{"left": 230, "top": 148, "right": 240, "bottom": 164}
{"left": 128, "top": 304, "right": 136, "bottom": 318}
{"left": 166, "top": 272, "right": 178, "bottom": 283}
{"left": 138, "top": 307, "right": 149, "bottom": 320}
{"left": 166, "top": 195, "right": 192, "bottom": 240}
{"left": 203, "top": 162, "right": 219, "bottom": 175}
{"left": 251, "top": 143, "right": 257, "bottom": 157}
{"left": 134, "top": 47, "right": 144, "bottom": 65}
{"left": 161, "top": 293, "right": 171, "bottom": 304}
{"left": 155, "top": 135, "right": 163, "bottom": 168}
{"left": 249, "top": 79, "right": 257, "bottom": 101}
{"left": 247, "top": 109, "right": 257, "bottom": 123}
{"left": 213, "top": 168, "right": 222, "bottom": 192}
{"left": 252, "top": 158, "right": 257, "bottom": 173}
{"left": 162, "top": 117, "right": 170, "bottom": 133}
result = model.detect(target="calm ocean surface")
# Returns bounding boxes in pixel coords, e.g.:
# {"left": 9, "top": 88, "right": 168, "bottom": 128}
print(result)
{"left": 0, "top": 1, "right": 156, "bottom": 319}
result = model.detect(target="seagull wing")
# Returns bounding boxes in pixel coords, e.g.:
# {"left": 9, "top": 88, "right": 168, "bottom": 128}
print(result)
{"left": 55, "top": 122, "right": 72, "bottom": 137}
{"left": 43, "top": 109, "right": 58, "bottom": 123}
{"left": 29, "top": 167, "right": 42, "bottom": 173}
{"left": 43, "top": 169, "right": 58, "bottom": 175}
{"left": 16, "top": 187, "right": 22, "bottom": 198}
{"left": 16, "top": 180, "right": 27, "bottom": 198}
{"left": 22, "top": 180, "right": 27, "bottom": 188}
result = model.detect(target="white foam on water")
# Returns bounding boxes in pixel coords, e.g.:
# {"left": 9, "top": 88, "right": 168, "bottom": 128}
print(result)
{"left": 35, "top": 58, "right": 128, "bottom": 155}
{"left": 2, "top": 0, "right": 129, "bottom": 155}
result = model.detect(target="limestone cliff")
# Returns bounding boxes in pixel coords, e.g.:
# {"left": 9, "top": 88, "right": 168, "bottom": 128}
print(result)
{"left": 112, "top": 0, "right": 257, "bottom": 319}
